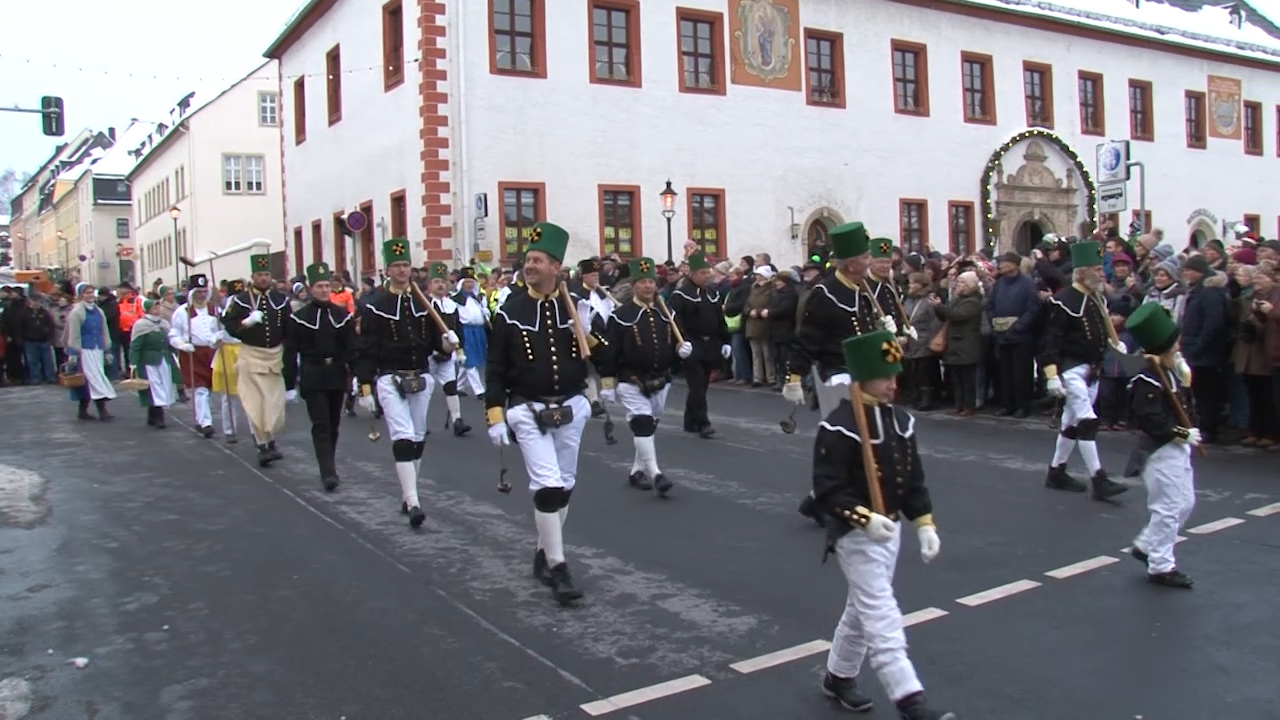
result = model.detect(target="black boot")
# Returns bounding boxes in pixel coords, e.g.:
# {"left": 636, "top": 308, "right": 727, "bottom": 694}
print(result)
{"left": 591, "top": 401, "right": 605, "bottom": 418}
{"left": 917, "top": 388, "right": 936, "bottom": 412}
{"left": 256, "top": 444, "right": 275, "bottom": 467}
{"left": 1045, "top": 464, "right": 1086, "bottom": 492}
{"left": 532, "top": 549, "right": 552, "bottom": 586}
{"left": 548, "top": 562, "right": 583, "bottom": 604}
{"left": 895, "top": 692, "right": 957, "bottom": 720}
{"left": 628, "top": 470, "right": 653, "bottom": 490}
{"left": 94, "top": 399, "right": 112, "bottom": 421}
{"left": 698, "top": 425, "right": 716, "bottom": 439}
{"left": 146, "top": 407, "right": 158, "bottom": 427}
{"left": 821, "top": 672, "right": 873, "bottom": 712}
{"left": 77, "top": 399, "right": 94, "bottom": 420}
{"left": 154, "top": 408, "right": 166, "bottom": 429}
{"left": 799, "top": 493, "right": 826, "bottom": 527}
{"left": 653, "top": 473, "right": 673, "bottom": 497}
{"left": 322, "top": 475, "right": 340, "bottom": 492}
{"left": 199, "top": 425, "right": 214, "bottom": 438}
{"left": 407, "top": 505, "right": 426, "bottom": 528}
{"left": 1148, "top": 569, "right": 1193, "bottom": 589}
{"left": 1090, "top": 469, "right": 1127, "bottom": 501}
{"left": 267, "top": 440, "right": 283, "bottom": 461}
{"left": 452, "top": 418, "right": 471, "bottom": 437}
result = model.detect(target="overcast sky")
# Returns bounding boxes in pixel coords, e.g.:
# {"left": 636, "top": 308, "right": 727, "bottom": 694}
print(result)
{"left": 1, "top": 0, "right": 302, "bottom": 176}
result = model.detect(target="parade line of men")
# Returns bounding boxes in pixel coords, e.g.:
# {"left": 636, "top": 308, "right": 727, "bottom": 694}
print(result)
{"left": 103, "top": 221, "right": 1217, "bottom": 720}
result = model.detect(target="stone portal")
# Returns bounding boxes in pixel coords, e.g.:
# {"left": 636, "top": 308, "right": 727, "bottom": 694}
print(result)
{"left": 992, "top": 140, "right": 1084, "bottom": 255}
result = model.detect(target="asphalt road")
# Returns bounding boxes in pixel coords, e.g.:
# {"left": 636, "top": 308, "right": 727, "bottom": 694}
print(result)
{"left": 1, "top": 380, "right": 1277, "bottom": 720}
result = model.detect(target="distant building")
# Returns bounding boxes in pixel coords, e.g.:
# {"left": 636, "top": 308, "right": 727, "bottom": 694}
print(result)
{"left": 126, "top": 60, "right": 285, "bottom": 289}
{"left": 267, "top": 0, "right": 1280, "bottom": 270}
{"left": 10, "top": 130, "right": 114, "bottom": 273}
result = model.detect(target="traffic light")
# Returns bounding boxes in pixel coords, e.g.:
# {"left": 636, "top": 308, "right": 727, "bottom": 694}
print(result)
{"left": 41, "top": 96, "right": 64, "bottom": 137}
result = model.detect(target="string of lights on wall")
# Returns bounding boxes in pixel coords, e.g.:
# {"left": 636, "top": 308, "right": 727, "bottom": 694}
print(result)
{"left": 981, "top": 128, "right": 1098, "bottom": 251}
{"left": 0, "top": 54, "right": 427, "bottom": 83}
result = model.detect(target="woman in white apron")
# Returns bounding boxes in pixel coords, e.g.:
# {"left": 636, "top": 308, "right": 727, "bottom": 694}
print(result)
{"left": 65, "top": 282, "right": 117, "bottom": 420}
{"left": 129, "top": 299, "right": 182, "bottom": 428}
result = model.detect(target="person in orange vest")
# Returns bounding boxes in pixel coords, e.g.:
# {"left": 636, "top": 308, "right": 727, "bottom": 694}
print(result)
{"left": 116, "top": 282, "right": 144, "bottom": 369}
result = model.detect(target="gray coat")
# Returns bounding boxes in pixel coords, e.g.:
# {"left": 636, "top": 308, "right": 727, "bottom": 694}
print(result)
{"left": 934, "top": 293, "right": 984, "bottom": 366}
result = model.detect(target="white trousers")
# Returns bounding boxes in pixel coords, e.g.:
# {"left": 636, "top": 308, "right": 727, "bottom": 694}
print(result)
{"left": 508, "top": 394, "right": 590, "bottom": 492}
{"left": 459, "top": 366, "right": 485, "bottom": 395}
{"left": 429, "top": 354, "right": 456, "bottom": 389}
{"left": 1133, "top": 442, "right": 1195, "bottom": 574}
{"left": 376, "top": 374, "right": 430, "bottom": 442}
{"left": 1059, "top": 364, "right": 1099, "bottom": 427}
{"left": 814, "top": 369, "right": 852, "bottom": 418}
{"left": 193, "top": 387, "right": 212, "bottom": 427}
{"left": 619, "top": 382, "right": 670, "bottom": 475}
{"left": 219, "top": 394, "right": 243, "bottom": 436}
{"left": 827, "top": 525, "right": 924, "bottom": 703}
{"left": 585, "top": 369, "right": 600, "bottom": 403}
{"left": 144, "top": 363, "right": 177, "bottom": 407}
{"left": 79, "top": 348, "right": 117, "bottom": 400}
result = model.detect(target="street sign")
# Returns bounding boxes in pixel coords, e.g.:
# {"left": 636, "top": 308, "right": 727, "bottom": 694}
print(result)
{"left": 1095, "top": 140, "right": 1130, "bottom": 184}
{"left": 1098, "top": 183, "right": 1127, "bottom": 213}
{"left": 474, "top": 217, "right": 487, "bottom": 242}
{"left": 345, "top": 210, "right": 368, "bottom": 233}
{"left": 475, "top": 193, "right": 488, "bottom": 218}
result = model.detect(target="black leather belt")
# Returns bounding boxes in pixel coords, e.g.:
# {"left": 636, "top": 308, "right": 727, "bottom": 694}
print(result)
{"left": 510, "top": 394, "right": 572, "bottom": 407}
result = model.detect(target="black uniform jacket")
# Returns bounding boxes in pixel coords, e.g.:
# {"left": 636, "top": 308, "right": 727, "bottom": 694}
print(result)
{"left": 485, "top": 286, "right": 612, "bottom": 421}
{"left": 602, "top": 298, "right": 679, "bottom": 385}
{"left": 569, "top": 283, "right": 617, "bottom": 338}
{"left": 812, "top": 398, "right": 932, "bottom": 550}
{"left": 223, "top": 289, "right": 292, "bottom": 349}
{"left": 1128, "top": 368, "right": 1193, "bottom": 451}
{"left": 789, "top": 271, "right": 881, "bottom": 381}
{"left": 284, "top": 301, "right": 357, "bottom": 394}
{"left": 867, "top": 276, "right": 906, "bottom": 329}
{"left": 1038, "top": 284, "right": 1109, "bottom": 372}
{"left": 353, "top": 286, "right": 447, "bottom": 387}
{"left": 667, "top": 280, "right": 728, "bottom": 363}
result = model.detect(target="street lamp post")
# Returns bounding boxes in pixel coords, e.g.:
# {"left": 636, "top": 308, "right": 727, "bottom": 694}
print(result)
{"left": 56, "top": 230, "right": 65, "bottom": 271}
{"left": 169, "top": 207, "right": 181, "bottom": 288}
{"left": 660, "top": 180, "right": 678, "bottom": 264}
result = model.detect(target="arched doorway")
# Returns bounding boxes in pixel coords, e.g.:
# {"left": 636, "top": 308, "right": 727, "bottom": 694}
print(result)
{"left": 983, "top": 130, "right": 1095, "bottom": 254}
{"left": 803, "top": 209, "right": 842, "bottom": 261}
{"left": 1015, "top": 220, "right": 1045, "bottom": 256}
{"left": 1189, "top": 228, "right": 1207, "bottom": 249}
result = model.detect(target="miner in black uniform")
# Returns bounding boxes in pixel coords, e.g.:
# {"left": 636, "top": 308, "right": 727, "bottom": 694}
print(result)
{"left": 569, "top": 257, "right": 616, "bottom": 416}
{"left": 812, "top": 330, "right": 955, "bottom": 720}
{"left": 600, "top": 256, "right": 691, "bottom": 496}
{"left": 1039, "top": 240, "right": 1127, "bottom": 501}
{"left": 354, "top": 240, "right": 451, "bottom": 528}
{"left": 782, "top": 223, "right": 896, "bottom": 524}
{"left": 867, "top": 238, "right": 918, "bottom": 345}
{"left": 667, "top": 250, "right": 730, "bottom": 438}
{"left": 425, "top": 261, "right": 468, "bottom": 436}
{"left": 284, "top": 262, "right": 358, "bottom": 492}
{"left": 223, "top": 253, "right": 294, "bottom": 467}
{"left": 485, "top": 222, "right": 614, "bottom": 605}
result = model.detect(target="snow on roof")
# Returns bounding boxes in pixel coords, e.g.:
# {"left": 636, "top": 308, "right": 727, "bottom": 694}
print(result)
{"left": 0, "top": 215, "right": 11, "bottom": 226}
{"left": 91, "top": 120, "right": 163, "bottom": 177}
{"left": 964, "top": 0, "right": 1280, "bottom": 61}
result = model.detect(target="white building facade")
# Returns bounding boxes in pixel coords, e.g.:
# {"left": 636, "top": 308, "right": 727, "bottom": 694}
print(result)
{"left": 267, "top": 0, "right": 1280, "bottom": 273}
{"left": 127, "top": 61, "right": 285, "bottom": 289}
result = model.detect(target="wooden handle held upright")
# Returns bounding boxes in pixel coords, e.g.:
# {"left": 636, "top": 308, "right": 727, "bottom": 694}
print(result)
{"left": 409, "top": 282, "right": 451, "bottom": 335}
{"left": 1146, "top": 356, "right": 1208, "bottom": 458}
{"left": 1095, "top": 292, "right": 1123, "bottom": 347}
{"left": 560, "top": 281, "right": 592, "bottom": 359}
{"left": 655, "top": 294, "right": 686, "bottom": 345}
{"left": 848, "top": 382, "right": 887, "bottom": 515}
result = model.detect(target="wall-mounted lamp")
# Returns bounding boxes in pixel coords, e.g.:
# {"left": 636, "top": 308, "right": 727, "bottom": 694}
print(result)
{"left": 788, "top": 206, "right": 800, "bottom": 242}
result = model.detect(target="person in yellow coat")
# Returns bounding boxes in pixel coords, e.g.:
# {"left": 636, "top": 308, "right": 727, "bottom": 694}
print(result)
{"left": 212, "top": 279, "right": 245, "bottom": 444}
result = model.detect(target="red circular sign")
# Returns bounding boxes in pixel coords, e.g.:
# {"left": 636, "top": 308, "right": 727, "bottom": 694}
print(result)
{"left": 345, "top": 211, "right": 368, "bottom": 232}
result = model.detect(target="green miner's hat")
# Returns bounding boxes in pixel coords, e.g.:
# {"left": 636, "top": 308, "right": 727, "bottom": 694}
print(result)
{"left": 383, "top": 238, "right": 411, "bottom": 266}
{"left": 306, "top": 262, "right": 330, "bottom": 286}
{"left": 525, "top": 222, "right": 569, "bottom": 263}
{"left": 629, "top": 256, "right": 657, "bottom": 281}
{"left": 1125, "top": 302, "right": 1180, "bottom": 355}
{"left": 830, "top": 222, "right": 871, "bottom": 259}
{"left": 227, "top": 279, "right": 245, "bottom": 294}
{"left": 687, "top": 251, "right": 710, "bottom": 271}
{"left": 428, "top": 262, "right": 449, "bottom": 280}
{"left": 1070, "top": 240, "right": 1104, "bottom": 268}
{"left": 250, "top": 254, "right": 271, "bottom": 274}
{"left": 871, "top": 238, "right": 895, "bottom": 259}
{"left": 841, "top": 329, "right": 904, "bottom": 382}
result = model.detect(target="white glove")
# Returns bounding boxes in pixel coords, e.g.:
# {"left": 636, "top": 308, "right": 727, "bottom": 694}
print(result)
{"left": 879, "top": 316, "right": 898, "bottom": 334}
{"left": 782, "top": 381, "right": 805, "bottom": 404}
{"left": 1174, "top": 353, "right": 1193, "bottom": 386}
{"left": 241, "top": 310, "right": 264, "bottom": 327}
{"left": 864, "top": 512, "right": 897, "bottom": 543}
{"left": 600, "top": 389, "right": 616, "bottom": 404}
{"left": 918, "top": 525, "right": 941, "bottom": 563}
{"left": 488, "top": 422, "right": 511, "bottom": 446}
{"left": 720, "top": 344, "right": 732, "bottom": 359}
{"left": 905, "top": 324, "right": 919, "bottom": 341}
{"left": 179, "top": 343, "right": 195, "bottom": 353}
{"left": 1177, "top": 427, "right": 1203, "bottom": 447}
{"left": 445, "top": 330, "right": 460, "bottom": 347}
{"left": 677, "top": 341, "right": 693, "bottom": 359}
{"left": 285, "top": 389, "right": 298, "bottom": 403}
{"left": 358, "top": 392, "right": 377, "bottom": 415}
{"left": 1109, "top": 339, "right": 1127, "bottom": 353}
{"left": 825, "top": 373, "right": 851, "bottom": 387}
{"left": 351, "top": 377, "right": 361, "bottom": 395}
{"left": 1046, "top": 376, "right": 1065, "bottom": 398}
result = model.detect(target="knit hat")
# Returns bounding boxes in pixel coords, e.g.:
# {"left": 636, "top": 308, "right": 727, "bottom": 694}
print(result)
{"left": 1183, "top": 255, "right": 1213, "bottom": 276}
{"left": 904, "top": 252, "right": 924, "bottom": 271}
{"left": 1232, "top": 248, "right": 1257, "bottom": 265}
{"left": 1149, "top": 243, "right": 1175, "bottom": 263}
{"left": 74, "top": 282, "right": 91, "bottom": 297}
{"left": 1204, "top": 239, "right": 1226, "bottom": 256}
{"left": 1111, "top": 252, "right": 1134, "bottom": 266}
{"left": 754, "top": 266, "right": 775, "bottom": 280}
{"left": 1154, "top": 256, "right": 1181, "bottom": 280}
{"left": 1137, "top": 233, "right": 1159, "bottom": 251}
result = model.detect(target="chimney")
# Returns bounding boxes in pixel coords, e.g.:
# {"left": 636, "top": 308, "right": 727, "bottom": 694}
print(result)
{"left": 108, "top": 127, "right": 116, "bottom": 141}
{"left": 1229, "top": 3, "right": 1244, "bottom": 28}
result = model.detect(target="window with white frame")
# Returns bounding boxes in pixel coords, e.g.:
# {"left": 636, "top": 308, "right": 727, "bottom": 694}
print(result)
{"left": 258, "top": 92, "right": 279, "bottom": 126}
{"left": 223, "top": 155, "right": 266, "bottom": 194}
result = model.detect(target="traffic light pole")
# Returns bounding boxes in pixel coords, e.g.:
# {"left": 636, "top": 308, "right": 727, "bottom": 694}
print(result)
{"left": 0, "top": 106, "right": 52, "bottom": 115}
{"left": 1, "top": 97, "right": 64, "bottom": 136}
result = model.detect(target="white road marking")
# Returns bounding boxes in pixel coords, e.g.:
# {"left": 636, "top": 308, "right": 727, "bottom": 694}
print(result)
{"left": 955, "top": 579, "right": 1042, "bottom": 607}
{"left": 729, "top": 640, "right": 831, "bottom": 674}
{"left": 521, "top": 716, "right": 553, "bottom": 720}
{"left": 1044, "top": 555, "right": 1120, "bottom": 579}
{"left": 902, "top": 607, "right": 950, "bottom": 626}
{"left": 1185, "top": 517, "right": 1246, "bottom": 534}
{"left": 1246, "top": 502, "right": 1280, "bottom": 517}
{"left": 579, "top": 674, "right": 713, "bottom": 716}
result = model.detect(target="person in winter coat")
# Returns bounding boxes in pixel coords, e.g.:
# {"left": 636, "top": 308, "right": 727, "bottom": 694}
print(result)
{"left": 129, "top": 298, "right": 182, "bottom": 428}
{"left": 767, "top": 270, "right": 799, "bottom": 389}
{"left": 722, "top": 266, "right": 752, "bottom": 384}
{"left": 931, "top": 271, "right": 984, "bottom": 415}
{"left": 1180, "top": 255, "right": 1232, "bottom": 444}
{"left": 15, "top": 295, "right": 57, "bottom": 384}
{"left": 744, "top": 266, "right": 775, "bottom": 386}
{"left": 986, "top": 252, "right": 1040, "bottom": 417}
{"left": 902, "top": 272, "right": 942, "bottom": 410}
{"left": 1233, "top": 266, "right": 1276, "bottom": 448}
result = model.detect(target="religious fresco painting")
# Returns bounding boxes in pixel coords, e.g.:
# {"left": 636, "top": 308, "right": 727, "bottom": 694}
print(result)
{"left": 1207, "top": 75, "right": 1242, "bottom": 140}
{"left": 729, "top": 0, "right": 802, "bottom": 91}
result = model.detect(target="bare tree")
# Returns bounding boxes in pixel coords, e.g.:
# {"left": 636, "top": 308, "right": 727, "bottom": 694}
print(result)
{"left": 1, "top": 168, "right": 34, "bottom": 215}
